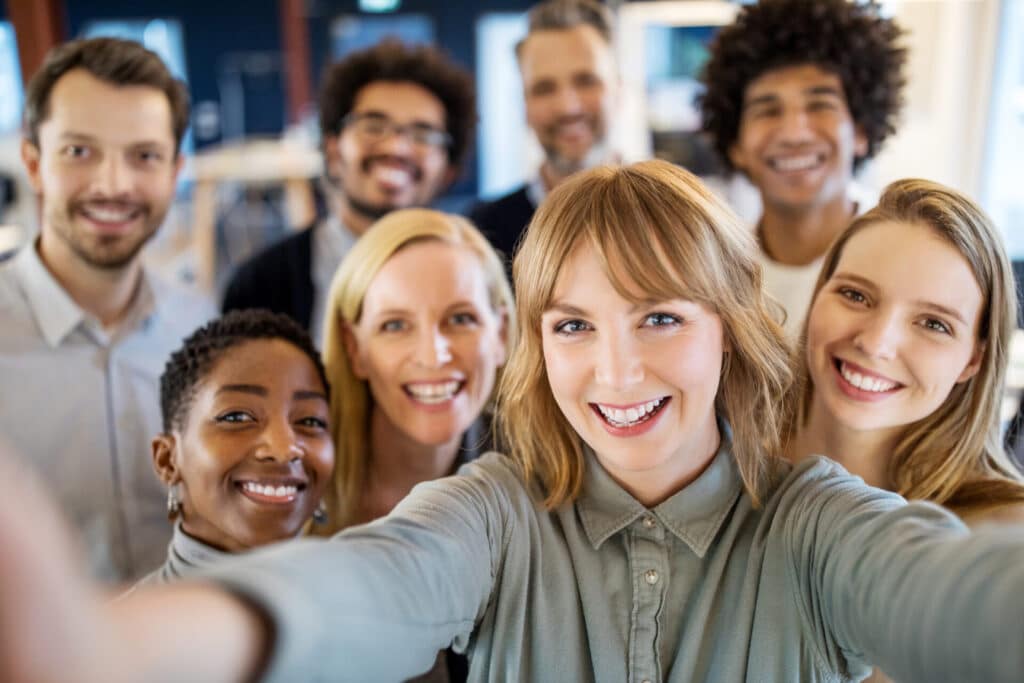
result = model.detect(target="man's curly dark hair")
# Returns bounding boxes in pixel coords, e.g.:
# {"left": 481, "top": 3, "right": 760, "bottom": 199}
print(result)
{"left": 319, "top": 38, "right": 476, "bottom": 170}
{"left": 700, "top": 0, "right": 906, "bottom": 172}
{"left": 160, "top": 309, "right": 329, "bottom": 433}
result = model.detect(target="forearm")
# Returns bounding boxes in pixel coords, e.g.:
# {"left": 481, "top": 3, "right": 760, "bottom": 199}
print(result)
{"left": 107, "top": 583, "right": 270, "bottom": 683}
{"left": 823, "top": 502, "right": 1024, "bottom": 682}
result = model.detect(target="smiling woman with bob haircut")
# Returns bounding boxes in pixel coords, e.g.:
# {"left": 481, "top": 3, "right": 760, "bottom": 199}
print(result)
{"left": 315, "top": 208, "right": 513, "bottom": 536}
{"left": 785, "top": 179, "right": 1024, "bottom": 523}
{"left": 501, "top": 160, "right": 790, "bottom": 509}
{"left": 4, "top": 162, "right": 1024, "bottom": 683}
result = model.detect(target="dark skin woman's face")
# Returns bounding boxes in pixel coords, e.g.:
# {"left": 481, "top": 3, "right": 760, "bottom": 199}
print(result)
{"left": 153, "top": 339, "right": 334, "bottom": 552}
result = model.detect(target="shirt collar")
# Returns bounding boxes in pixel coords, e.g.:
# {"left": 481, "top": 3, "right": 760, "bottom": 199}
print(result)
{"left": 166, "top": 521, "right": 232, "bottom": 577}
{"left": 318, "top": 214, "right": 357, "bottom": 269}
{"left": 575, "top": 431, "right": 744, "bottom": 557}
{"left": 11, "top": 241, "right": 159, "bottom": 347}
{"left": 525, "top": 174, "right": 546, "bottom": 209}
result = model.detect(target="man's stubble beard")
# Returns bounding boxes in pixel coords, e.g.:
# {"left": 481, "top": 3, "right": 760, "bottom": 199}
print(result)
{"left": 542, "top": 129, "right": 611, "bottom": 180}
{"left": 46, "top": 201, "right": 159, "bottom": 271}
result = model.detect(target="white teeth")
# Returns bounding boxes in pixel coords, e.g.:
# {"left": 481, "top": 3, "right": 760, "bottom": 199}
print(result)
{"left": 595, "top": 398, "right": 667, "bottom": 427}
{"left": 772, "top": 154, "right": 820, "bottom": 172}
{"left": 406, "top": 380, "right": 461, "bottom": 404}
{"left": 82, "top": 206, "right": 137, "bottom": 222}
{"left": 839, "top": 362, "right": 897, "bottom": 393}
{"left": 241, "top": 482, "right": 298, "bottom": 499}
{"left": 372, "top": 166, "right": 413, "bottom": 186}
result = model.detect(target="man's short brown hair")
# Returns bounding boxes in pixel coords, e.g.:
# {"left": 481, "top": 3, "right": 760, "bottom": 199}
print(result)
{"left": 23, "top": 37, "right": 191, "bottom": 155}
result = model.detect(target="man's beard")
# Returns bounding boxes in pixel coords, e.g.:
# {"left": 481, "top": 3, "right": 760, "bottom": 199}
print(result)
{"left": 541, "top": 117, "right": 608, "bottom": 177}
{"left": 326, "top": 154, "right": 429, "bottom": 224}
{"left": 345, "top": 193, "right": 394, "bottom": 223}
{"left": 48, "top": 201, "right": 159, "bottom": 270}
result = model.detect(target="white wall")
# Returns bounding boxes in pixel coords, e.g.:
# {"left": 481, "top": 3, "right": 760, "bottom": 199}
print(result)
{"left": 870, "top": 0, "right": 1002, "bottom": 197}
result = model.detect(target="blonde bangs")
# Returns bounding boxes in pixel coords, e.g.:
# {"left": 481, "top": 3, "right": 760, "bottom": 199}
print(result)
{"left": 501, "top": 161, "right": 791, "bottom": 509}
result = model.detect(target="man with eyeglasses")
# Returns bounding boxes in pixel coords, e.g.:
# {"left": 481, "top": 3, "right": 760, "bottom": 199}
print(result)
{"left": 470, "top": 0, "right": 619, "bottom": 269}
{"left": 224, "top": 39, "right": 475, "bottom": 340}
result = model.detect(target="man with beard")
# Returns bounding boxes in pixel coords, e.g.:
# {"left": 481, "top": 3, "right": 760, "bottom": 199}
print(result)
{"left": 223, "top": 40, "right": 475, "bottom": 341}
{"left": 469, "top": 0, "right": 618, "bottom": 267}
{"left": 700, "top": 0, "right": 906, "bottom": 336}
{"left": 0, "top": 38, "right": 214, "bottom": 581}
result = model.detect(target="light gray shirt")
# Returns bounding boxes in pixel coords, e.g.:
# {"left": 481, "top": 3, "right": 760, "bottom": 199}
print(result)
{"left": 0, "top": 244, "right": 215, "bottom": 582}
{"left": 310, "top": 215, "right": 357, "bottom": 345}
{"left": 136, "top": 522, "right": 231, "bottom": 587}
{"left": 209, "top": 437, "right": 1024, "bottom": 683}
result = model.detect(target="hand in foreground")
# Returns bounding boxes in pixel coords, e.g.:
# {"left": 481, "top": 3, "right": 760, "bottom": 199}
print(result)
{"left": 0, "top": 442, "right": 271, "bottom": 683}
{"left": 0, "top": 441, "right": 116, "bottom": 682}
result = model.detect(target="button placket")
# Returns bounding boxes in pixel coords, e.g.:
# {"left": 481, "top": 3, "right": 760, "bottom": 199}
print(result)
{"left": 628, "top": 523, "right": 668, "bottom": 683}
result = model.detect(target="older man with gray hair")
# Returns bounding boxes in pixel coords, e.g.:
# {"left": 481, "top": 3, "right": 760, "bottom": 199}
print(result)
{"left": 470, "top": 0, "right": 620, "bottom": 267}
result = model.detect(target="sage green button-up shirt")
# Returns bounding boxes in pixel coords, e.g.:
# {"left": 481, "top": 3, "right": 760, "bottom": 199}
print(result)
{"left": 212, "top": 439, "right": 1024, "bottom": 682}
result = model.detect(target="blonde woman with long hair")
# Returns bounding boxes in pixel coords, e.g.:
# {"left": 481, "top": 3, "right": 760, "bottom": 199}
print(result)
{"left": 5, "top": 162, "right": 1024, "bottom": 683}
{"left": 316, "top": 208, "right": 513, "bottom": 536}
{"left": 785, "top": 179, "right": 1024, "bottom": 525}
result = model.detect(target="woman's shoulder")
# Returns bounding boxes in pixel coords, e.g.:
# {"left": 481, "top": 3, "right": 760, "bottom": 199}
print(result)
{"left": 959, "top": 501, "right": 1024, "bottom": 528}
{"left": 761, "top": 455, "right": 909, "bottom": 529}
{"left": 409, "top": 451, "right": 542, "bottom": 518}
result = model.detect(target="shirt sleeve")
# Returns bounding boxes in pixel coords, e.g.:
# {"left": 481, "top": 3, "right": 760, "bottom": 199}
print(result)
{"left": 201, "top": 454, "right": 518, "bottom": 682}
{"left": 780, "top": 456, "right": 1024, "bottom": 683}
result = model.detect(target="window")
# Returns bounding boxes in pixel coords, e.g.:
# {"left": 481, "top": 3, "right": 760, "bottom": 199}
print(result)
{"left": 330, "top": 14, "right": 434, "bottom": 60}
{"left": 475, "top": 12, "right": 530, "bottom": 198}
{"left": 981, "top": 0, "right": 1024, "bottom": 257}
{"left": 0, "top": 22, "right": 23, "bottom": 134}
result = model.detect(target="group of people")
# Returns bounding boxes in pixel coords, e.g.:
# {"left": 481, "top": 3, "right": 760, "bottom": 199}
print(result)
{"left": 2, "top": 1, "right": 1024, "bottom": 682}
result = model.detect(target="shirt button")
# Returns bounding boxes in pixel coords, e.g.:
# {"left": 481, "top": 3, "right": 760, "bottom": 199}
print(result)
{"left": 642, "top": 515, "right": 656, "bottom": 529}
{"left": 644, "top": 569, "right": 659, "bottom": 585}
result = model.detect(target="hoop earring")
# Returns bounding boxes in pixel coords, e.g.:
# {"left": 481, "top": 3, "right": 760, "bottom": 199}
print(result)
{"left": 312, "top": 501, "right": 328, "bottom": 525}
{"left": 166, "top": 485, "right": 181, "bottom": 521}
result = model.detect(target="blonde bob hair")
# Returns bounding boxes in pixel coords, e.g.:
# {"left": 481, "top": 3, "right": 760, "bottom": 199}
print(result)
{"left": 317, "top": 208, "right": 515, "bottom": 533}
{"left": 788, "top": 178, "right": 1024, "bottom": 511}
{"left": 498, "top": 160, "right": 792, "bottom": 509}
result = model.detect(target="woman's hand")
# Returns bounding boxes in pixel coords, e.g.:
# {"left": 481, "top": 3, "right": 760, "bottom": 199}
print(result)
{"left": 0, "top": 442, "right": 271, "bottom": 682}
{"left": 0, "top": 441, "right": 119, "bottom": 682}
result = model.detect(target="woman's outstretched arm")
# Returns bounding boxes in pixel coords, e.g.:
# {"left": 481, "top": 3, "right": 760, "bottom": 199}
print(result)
{"left": 0, "top": 444, "right": 267, "bottom": 683}
{"left": 784, "top": 457, "right": 1024, "bottom": 682}
{"left": 0, "top": 444, "right": 509, "bottom": 682}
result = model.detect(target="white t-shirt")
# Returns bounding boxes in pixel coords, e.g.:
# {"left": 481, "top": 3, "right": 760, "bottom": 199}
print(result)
{"left": 753, "top": 183, "right": 879, "bottom": 339}
{"left": 760, "top": 256, "right": 825, "bottom": 338}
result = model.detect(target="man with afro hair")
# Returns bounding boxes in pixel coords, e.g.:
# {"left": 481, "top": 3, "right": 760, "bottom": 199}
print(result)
{"left": 700, "top": 0, "right": 906, "bottom": 335}
{"left": 224, "top": 40, "right": 475, "bottom": 342}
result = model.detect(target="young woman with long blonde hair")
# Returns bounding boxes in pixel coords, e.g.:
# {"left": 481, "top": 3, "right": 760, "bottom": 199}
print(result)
{"left": 785, "top": 179, "right": 1024, "bottom": 525}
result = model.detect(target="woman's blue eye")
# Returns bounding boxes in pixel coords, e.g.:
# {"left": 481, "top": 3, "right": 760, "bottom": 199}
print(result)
{"left": 643, "top": 313, "right": 681, "bottom": 327}
{"left": 450, "top": 312, "right": 478, "bottom": 326}
{"left": 380, "top": 319, "right": 406, "bottom": 333}
{"left": 554, "top": 319, "right": 590, "bottom": 334}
